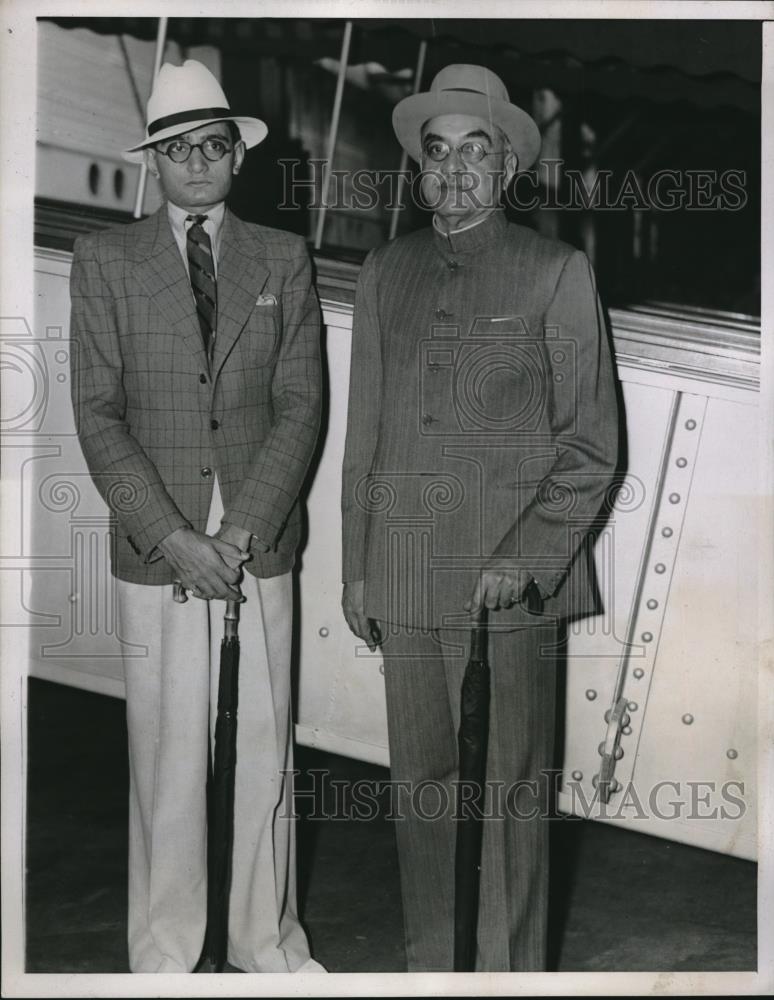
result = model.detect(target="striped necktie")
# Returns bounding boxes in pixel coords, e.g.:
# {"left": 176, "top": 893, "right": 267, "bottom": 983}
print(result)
{"left": 186, "top": 214, "right": 217, "bottom": 360}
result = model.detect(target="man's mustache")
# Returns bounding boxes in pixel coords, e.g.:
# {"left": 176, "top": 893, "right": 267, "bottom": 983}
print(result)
{"left": 427, "top": 172, "right": 500, "bottom": 208}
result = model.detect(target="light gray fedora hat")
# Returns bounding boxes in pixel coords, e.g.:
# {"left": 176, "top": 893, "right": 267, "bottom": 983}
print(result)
{"left": 392, "top": 63, "right": 541, "bottom": 169}
{"left": 122, "top": 59, "right": 267, "bottom": 164}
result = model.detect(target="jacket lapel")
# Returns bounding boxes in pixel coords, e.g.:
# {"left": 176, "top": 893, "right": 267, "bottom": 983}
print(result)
{"left": 130, "top": 208, "right": 209, "bottom": 369}
{"left": 212, "top": 210, "right": 270, "bottom": 378}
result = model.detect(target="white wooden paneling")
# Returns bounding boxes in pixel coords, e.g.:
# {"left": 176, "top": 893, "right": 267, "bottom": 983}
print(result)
{"left": 296, "top": 304, "right": 389, "bottom": 762}
{"left": 20, "top": 251, "right": 137, "bottom": 695}
{"left": 21, "top": 248, "right": 761, "bottom": 859}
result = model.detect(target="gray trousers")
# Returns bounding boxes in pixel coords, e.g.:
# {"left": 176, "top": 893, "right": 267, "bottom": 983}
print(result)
{"left": 380, "top": 622, "right": 558, "bottom": 972}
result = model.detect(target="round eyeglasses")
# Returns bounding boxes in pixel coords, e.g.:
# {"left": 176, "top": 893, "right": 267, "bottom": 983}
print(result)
{"left": 156, "top": 137, "right": 233, "bottom": 163}
{"left": 422, "top": 139, "right": 499, "bottom": 166}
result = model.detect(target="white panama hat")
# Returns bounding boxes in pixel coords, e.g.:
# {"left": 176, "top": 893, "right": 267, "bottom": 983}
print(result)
{"left": 122, "top": 59, "right": 268, "bottom": 164}
{"left": 392, "top": 63, "right": 541, "bottom": 170}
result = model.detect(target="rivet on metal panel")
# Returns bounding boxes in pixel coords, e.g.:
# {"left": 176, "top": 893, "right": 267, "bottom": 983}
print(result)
{"left": 655, "top": 563, "right": 666, "bottom": 574}
{"left": 622, "top": 713, "right": 631, "bottom": 727}
{"left": 614, "top": 747, "right": 624, "bottom": 760}
{"left": 646, "top": 599, "right": 658, "bottom": 610}
{"left": 597, "top": 741, "right": 606, "bottom": 756}
{"left": 685, "top": 419, "right": 697, "bottom": 430}
{"left": 668, "top": 493, "right": 681, "bottom": 504}
{"left": 591, "top": 773, "right": 620, "bottom": 792}
{"left": 585, "top": 689, "right": 597, "bottom": 701}
{"left": 682, "top": 713, "right": 694, "bottom": 725}
{"left": 676, "top": 457, "right": 688, "bottom": 468}
{"left": 633, "top": 668, "right": 645, "bottom": 679}
{"left": 641, "top": 632, "right": 653, "bottom": 642}
{"left": 571, "top": 770, "right": 583, "bottom": 781}
{"left": 69, "top": 593, "right": 78, "bottom": 603}
{"left": 318, "top": 626, "right": 329, "bottom": 638}
{"left": 379, "top": 663, "right": 385, "bottom": 675}
{"left": 727, "top": 748, "right": 738, "bottom": 760}
{"left": 628, "top": 701, "right": 639, "bottom": 712}
{"left": 661, "top": 527, "right": 673, "bottom": 538}
{"left": 622, "top": 725, "right": 632, "bottom": 736}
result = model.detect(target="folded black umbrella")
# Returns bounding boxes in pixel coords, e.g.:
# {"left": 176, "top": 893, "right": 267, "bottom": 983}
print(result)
{"left": 205, "top": 597, "right": 241, "bottom": 972}
{"left": 173, "top": 583, "right": 240, "bottom": 973}
{"left": 453, "top": 580, "right": 543, "bottom": 971}
{"left": 453, "top": 605, "right": 490, "bottom": 972}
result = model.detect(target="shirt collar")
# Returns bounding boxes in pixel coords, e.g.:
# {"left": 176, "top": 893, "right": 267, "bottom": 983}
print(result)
{"left": 432, "top": 208, "right": 507, "bottom": 255}
{"left": 167, "top": 199, "right": 226, "bottom": 243}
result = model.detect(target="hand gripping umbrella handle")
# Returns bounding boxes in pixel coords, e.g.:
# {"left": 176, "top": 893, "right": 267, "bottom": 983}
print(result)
{"left": 173, "top": 585, "right": 243, "bottom": 626}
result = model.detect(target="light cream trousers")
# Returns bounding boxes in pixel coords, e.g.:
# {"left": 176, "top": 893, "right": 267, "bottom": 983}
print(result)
{"left": 116, "top": 481, "right": 318, "bottom": 973}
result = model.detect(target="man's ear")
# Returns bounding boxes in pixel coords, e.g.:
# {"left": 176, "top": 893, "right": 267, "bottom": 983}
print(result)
{"left": 503, "top": 148, "right": 518, "bottom": 188}
{"left": 232, "top": 140, "right": 246, "bottom": 176}
{"left": 144, "top": 147, "right": 159, "bottom": 178}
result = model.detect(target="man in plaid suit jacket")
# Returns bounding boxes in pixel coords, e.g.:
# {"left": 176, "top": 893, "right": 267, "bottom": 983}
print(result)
{"left": 69, "top": 61, "right": 324, "bottom": 973}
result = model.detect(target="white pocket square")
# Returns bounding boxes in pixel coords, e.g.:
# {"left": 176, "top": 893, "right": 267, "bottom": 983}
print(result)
{"left": 255, "top": 293, "right": 277, "bottom": 306}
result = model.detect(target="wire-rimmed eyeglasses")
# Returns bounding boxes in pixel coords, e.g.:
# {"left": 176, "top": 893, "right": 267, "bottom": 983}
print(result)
{"left": 421, "top": 139, "right": 502, "bottom": 166}
{"left": 156, "top": 137, "right": 233, "bottom": 163}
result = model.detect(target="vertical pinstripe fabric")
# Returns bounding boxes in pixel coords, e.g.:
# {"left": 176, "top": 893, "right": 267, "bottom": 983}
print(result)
{"left": 342, "top": 208, "right": 619, "bottom": 971}
{"left": 341, "top": 209, "right": 619, "bottom": 630}
{"left": 381, "top": 623, "right": 557, "bottom": 972}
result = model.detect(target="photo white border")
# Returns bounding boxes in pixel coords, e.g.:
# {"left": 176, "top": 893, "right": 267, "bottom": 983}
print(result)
{"left": 1, "top": 1, "right": 772, "bottom": 997}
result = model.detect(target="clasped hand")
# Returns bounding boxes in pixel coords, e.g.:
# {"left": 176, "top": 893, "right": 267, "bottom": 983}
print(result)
{"left": 158, "top": 524, "right": 253, "bottom": 601}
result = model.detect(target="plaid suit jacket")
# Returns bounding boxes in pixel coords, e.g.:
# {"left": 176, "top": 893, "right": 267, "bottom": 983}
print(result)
{"left": 70, "top": 205, "right": 322, "bottom": 584}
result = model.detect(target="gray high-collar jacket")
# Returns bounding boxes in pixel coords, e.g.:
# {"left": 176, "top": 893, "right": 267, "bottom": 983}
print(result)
{"left": 342, "top": 210, "right": 620, "bottom": 630}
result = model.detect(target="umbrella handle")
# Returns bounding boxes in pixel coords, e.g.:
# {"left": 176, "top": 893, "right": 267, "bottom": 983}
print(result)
{"left": 224, "top": 598, "right": 240, "bottom": 639}
{"left": 470, "top": 605, "right": 488, "bottom": 660}
{"left": 474, "top": 605, "right": 489, "bottom": 627}
{"left": 173, "top": 581, "right": 188, "bottom": 604}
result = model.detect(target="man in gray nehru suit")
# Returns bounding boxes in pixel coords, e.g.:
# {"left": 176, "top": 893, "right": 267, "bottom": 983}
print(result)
{"left": 70, "top": 60, "right": 324, "bottom": 973}
{"left": 341, "top": 64, "right": 619, "bottom": 971}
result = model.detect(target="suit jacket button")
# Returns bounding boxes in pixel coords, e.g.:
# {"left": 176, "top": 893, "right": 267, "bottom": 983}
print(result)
{"left": 199, "top": 373, "right": 207, "bottom": 384}
{"left": 201, "top": 467, "right": 213, "bottom": 478}
{"left": 210, "top": 419, "right": 219, "bottom": 430}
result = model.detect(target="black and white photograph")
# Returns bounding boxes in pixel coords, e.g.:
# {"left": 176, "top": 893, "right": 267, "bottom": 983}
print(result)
{"left": 1, "top": 1, "right": 772, "bottom": 996}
